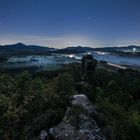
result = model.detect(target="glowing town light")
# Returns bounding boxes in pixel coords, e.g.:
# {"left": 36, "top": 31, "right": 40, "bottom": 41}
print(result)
{"left": 69, "top": 54, "right": 75, "bottom": 58}
{"left": 133, "top": 48, "right": 136, "bottom": 51}
{"left": 97, "top": 52, "right": 105, "bottom": 55}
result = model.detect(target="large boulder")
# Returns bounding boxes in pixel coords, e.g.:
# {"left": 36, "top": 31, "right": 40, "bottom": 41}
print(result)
{"left": 72, "top": 94, "right": 90, "bottom": 106}
{"left": 49, "top": 94, "right": 105, "bottom": 140}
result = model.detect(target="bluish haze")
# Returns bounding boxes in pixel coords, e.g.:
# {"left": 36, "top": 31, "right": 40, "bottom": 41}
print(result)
{"left": 0, "top": 0, "right": 140, "bottom": 48}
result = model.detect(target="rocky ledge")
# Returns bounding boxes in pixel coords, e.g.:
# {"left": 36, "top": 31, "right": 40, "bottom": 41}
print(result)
{"left": 49, "top": 94, "right": 106, "bottom": 140}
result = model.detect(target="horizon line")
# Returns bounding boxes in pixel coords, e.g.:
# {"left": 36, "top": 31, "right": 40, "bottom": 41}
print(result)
{"left": 0, "top": 42, "right": 140, "bottom": 49}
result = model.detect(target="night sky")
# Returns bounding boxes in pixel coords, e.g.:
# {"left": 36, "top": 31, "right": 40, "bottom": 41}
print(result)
{"left": 0, "top": 0, "right": 140, "bottom": 48}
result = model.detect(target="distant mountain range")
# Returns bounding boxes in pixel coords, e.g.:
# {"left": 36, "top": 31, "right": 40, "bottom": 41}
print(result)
{"left": 0, "top": 43, "right": 56, "bottom": 55}
{"left": 0, "top": 43, "right": 140, "bottom": 55}
{"left": 55, "top": 46, "right": 94, "bottom": 54}
{"left": 93, "top": 45, "right": 140, "bottom": 52}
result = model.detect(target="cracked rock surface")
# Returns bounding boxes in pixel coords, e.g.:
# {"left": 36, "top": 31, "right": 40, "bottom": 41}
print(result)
{"left": 49, "top": 94, "right": 106, "bottom": 140}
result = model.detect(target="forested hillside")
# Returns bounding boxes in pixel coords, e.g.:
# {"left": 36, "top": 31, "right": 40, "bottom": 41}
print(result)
{"left": 0, "top": 62, "right": 140, "bottom": 140}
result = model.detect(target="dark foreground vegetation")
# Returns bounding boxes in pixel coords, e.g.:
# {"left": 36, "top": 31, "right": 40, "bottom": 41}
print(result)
{"left": 0, "top": 61, "right": 140, "bottom": 140}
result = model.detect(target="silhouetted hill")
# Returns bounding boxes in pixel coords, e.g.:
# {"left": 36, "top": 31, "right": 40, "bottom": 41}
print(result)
{"left": 0, "top": 43, "right": 56, "bottom": 55}
{"left": 0, "top": 43, "right": 140, "bottom": 55}
{"left": 65, "top": 46, "right": 94, "bottom": 51}
{"left": 60, "top": 45, "right": 140, "bottom": 53}
{"left": 119, "top": 45, "right": 140, "bottom": 49}
{"left": 54, "top": 46, "right": 94, "bottom": 54}
{"left": 93, "top": 45, "right": 140, "bottom": 52}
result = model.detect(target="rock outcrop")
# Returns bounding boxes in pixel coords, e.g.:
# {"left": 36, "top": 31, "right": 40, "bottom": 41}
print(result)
{"left": 82, "top": 54, "right": 97, "bottom": 72}
{"left": 49, "top": 94, "right": 105, "bottom": 140}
